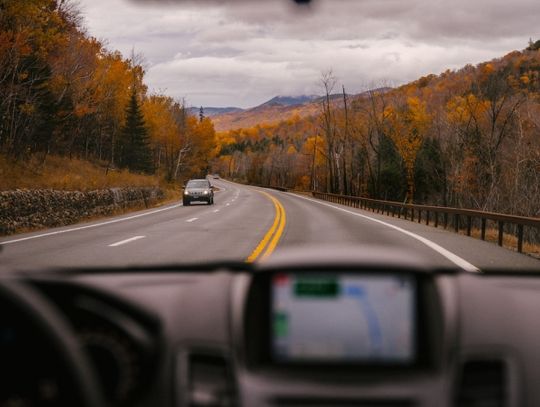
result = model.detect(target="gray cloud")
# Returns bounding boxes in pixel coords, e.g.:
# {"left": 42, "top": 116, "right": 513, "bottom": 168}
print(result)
{"left": 78, "top": 0, "right": 540, "bottom": 107}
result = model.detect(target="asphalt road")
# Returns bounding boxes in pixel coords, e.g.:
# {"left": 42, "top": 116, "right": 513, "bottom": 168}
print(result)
{"left": 1, "top": 179, "right": 539, "bottom": 272}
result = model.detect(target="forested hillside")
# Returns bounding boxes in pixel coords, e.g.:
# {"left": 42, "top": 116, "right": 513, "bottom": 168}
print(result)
{"left": 213, "top": 48, "right": 540, "bottom": 217}
{"left": 0, "top": 0, "right": 216, "bottom": 189}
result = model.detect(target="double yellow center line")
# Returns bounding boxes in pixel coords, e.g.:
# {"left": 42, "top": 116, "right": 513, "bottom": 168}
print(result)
{"left": 246, "top": 191, "right": 287, "bottom": 263}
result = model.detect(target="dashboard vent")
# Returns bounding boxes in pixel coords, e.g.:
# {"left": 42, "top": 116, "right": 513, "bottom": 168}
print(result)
{"left": 455, "top": 359, "right": 507, "bottom": 407}
{"left": 187, "top": 352, "right": 237, "bottom": 407}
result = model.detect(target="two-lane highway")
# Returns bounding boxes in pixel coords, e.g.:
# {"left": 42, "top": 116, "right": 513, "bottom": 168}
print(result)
{"left": 0, "top": 180, "right": 276, "bottom": 270}
{"left": 1, "top": 179, "right": 539, "bottom": 271}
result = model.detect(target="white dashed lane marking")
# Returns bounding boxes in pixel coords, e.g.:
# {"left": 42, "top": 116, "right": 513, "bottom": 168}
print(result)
{"left": 108, "top": 235, "right": 146, "bottom": 247}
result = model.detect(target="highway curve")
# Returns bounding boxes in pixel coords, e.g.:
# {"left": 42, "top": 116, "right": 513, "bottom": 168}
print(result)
{"left": 1, "top": 179, "right": 539, "bottom": 272}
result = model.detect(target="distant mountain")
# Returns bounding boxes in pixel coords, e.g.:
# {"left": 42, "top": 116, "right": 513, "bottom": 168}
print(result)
{"left": 211, "top": 95, "right": 322, "bottom": 131}
{"left": 210, "top": 89, "right": 393, "bottom": 132}
{"left": 258, "top": 95, "right": 320, "bottom": 107}
{"left": 188, "top": 106, "right": 244, "bottom": 118}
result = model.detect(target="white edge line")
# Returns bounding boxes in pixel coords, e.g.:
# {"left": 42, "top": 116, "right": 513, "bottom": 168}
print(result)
{"left": 292, "top": 194, "right": 479, "bottom": 272}
{"left": 108, "top": 235, "right": 146, "bottom": 247}
{"left": 186, "top": 217, "right": 198, "bottom": 223}
{"left": 213, "top": 209, "right": 220, "bottom": 213}
{"left": 1, "top": 202, "right": 183, "bottom": 245}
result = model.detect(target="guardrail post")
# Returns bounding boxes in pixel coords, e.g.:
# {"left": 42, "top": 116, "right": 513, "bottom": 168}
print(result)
{"left": 467, "top": 216, "right": 472, "bottom": 236}
{"left": 481, "top": 218, "right": 486, "bottom": 240}
{"left": 434, "top": 212, "right": 438, "bottom": 228}
{"left": 454, "top": 214, "right": 459, "bottom": 232}
{"left": 426, "top": 211, "right": 430, "bottom": 226}
{"left": 444, "top": 213, "right": 448, "bottom": 229}
{"left": 418, "top": 209, "right": 422, "bottom": 223}
{"left": 517, "top": 224, "right": 524, "bottom": 253}
{"left": 498, "top": 221, "right": 504, "bottom": 246}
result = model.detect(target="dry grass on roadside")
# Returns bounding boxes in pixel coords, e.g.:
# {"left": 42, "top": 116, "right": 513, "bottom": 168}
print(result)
{"left": 453, "top": 227, "right": 540, "bottom": 258}
{"left": 0, "top": 154, "right": 162, "bottom": 191}
{"left": 0, "top": 154, "right": 181, "bottom": 200}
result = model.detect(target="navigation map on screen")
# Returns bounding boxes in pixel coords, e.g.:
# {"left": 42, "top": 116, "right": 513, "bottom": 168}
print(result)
{"left": 272, "top": 273, "right": 416, "bottom": 363}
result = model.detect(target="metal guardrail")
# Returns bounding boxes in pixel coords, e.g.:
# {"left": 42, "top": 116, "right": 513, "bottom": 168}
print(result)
{"left": 311, "top": 192, "right": 540, "bottom": 254}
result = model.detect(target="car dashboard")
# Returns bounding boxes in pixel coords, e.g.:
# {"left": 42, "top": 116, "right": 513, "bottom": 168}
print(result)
{"left": 1, "top": 247, "right": 540, "bottom": 407}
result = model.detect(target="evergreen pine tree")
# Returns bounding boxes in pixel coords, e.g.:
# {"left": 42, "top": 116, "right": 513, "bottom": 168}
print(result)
{"left": 119, "top": 91, "right": 153, "bottom": 173}
{"left": 199, "top": 106, "right": 205, "bottom": 122}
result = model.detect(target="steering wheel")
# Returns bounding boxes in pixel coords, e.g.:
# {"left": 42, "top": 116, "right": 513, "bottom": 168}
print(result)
{"left": 0, "top": 280, "right": 104, "bottom": 406}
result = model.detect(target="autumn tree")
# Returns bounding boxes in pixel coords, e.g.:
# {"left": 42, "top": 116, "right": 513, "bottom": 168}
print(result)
{"left": 383, "top": 96, "right": 430, "bottom": 203}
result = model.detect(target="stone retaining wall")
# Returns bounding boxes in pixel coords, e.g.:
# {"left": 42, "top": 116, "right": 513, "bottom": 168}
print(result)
{"left": 0, "top": 187, "right": 164, "bottom": 235}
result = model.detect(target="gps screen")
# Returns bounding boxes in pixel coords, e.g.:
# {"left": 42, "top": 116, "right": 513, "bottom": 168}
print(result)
{"left": 271, "top": 273, "right": 416, "bottom": 363}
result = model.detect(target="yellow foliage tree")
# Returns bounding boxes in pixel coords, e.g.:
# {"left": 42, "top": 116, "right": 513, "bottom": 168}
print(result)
{"left": 384, "top": 97, "right": 430, "bottom": 203}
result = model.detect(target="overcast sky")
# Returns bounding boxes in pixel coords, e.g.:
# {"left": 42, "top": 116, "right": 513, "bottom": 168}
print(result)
{"left": 78, "top": 0, "right": 540, "bottom": 108}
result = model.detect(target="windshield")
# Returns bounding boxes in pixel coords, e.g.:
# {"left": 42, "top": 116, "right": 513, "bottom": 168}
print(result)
{"left": 186, "top": 181, "right": 209, "bottom": 189}
{"left": 0, "top": 0, "right": 539, "bottom": 271}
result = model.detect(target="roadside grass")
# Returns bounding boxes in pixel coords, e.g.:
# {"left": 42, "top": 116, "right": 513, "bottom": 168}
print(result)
{"left": 394, "top": 214, "right": 540, "bottom": 258}
{"left": 394, "top": 213, "right": 540, "bottom": 258}
{"left": 462, "top": 227, "right": 540, "bottom": 258}
{"left": 0, "top": 154, "right": 179, "bottom": 192}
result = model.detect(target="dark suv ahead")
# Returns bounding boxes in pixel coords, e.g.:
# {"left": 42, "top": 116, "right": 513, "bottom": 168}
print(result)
{"left": 183, "top": 179, "right": 214, "bottom": 205}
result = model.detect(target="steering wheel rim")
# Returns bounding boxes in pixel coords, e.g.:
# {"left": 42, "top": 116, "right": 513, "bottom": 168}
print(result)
{"left": 0, "top": 279, "right": 104, "bottom": 407}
